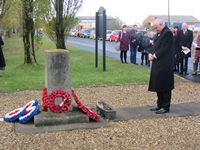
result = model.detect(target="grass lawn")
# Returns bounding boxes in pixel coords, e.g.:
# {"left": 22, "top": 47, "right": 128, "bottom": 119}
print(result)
{"left": 0, "top": 36, "right": 150, "bottom": 92}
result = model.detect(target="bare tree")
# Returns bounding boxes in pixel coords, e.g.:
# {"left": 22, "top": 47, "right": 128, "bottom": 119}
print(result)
{"left": 111, "top": 16, "right": 124, "bottom": 30}
{"left": 43, "top": 0, "right": 83, "bottom": 49}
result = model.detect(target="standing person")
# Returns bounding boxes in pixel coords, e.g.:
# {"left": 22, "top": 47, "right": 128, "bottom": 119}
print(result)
{"left": 148, "top": 19, "right": 174, "bottom": 114}
{"left": 172, "top": 26, "right": 180, "bottom": 73}
{"left": 118, "top": 25, "right": 131, "bottom": 64}
{"left": 177, "top": 23, "right": 193, "bottom": 75}
{"left": 147, "top": 31, "right": 155, "bottom": 67}
{"left": 192, "top": 30, "right": 200, "bottom": 75}
{"left": 0, "top": 32, "right": 5, "bottom": 71}
{"left": 139, "top": 31, "right": 150, "bottom": 66}
{"left": 129, "top": 25, "right": 138, "bottom": 64}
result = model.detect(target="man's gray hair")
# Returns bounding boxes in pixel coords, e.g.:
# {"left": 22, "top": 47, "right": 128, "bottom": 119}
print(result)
{"left": 154, "top": 18, "right": 164, "bottom": 26}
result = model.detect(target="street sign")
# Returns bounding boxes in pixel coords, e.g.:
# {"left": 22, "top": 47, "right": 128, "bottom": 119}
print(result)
{"left": 95, "top": 7, "right": 107, "bottom": 71}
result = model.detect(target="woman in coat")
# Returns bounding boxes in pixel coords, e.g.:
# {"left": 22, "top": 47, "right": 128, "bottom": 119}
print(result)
{"left": 0, "top": 33, "right": 5, "bottom": 70}
{"left": 148, "top": 19, "right": 174, "bottom": 114}
{"left": 118, "top": 25, "right": 131, "bottom": 63}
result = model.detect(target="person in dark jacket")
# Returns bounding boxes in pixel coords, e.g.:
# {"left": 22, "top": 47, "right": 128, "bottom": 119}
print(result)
{"left": 148, "top": 19, "right": 174, "bottom": 114}
{"left": 172, "top": 26, "right": 180, "bottom": 73}
{"left": 129, "top": 25, "right": 139, "bottom": 64}
{"left": 177, "top": 23, "right": 193, "bottom": 75}
{"left": 0, "top": 32, "right": 5, "bottom": 71}
{"left": 139, "top": 31, "right": 150, "bottom": 66}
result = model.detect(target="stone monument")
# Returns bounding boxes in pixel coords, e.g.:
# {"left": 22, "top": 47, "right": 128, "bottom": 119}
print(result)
{"left": 34, "top": 49, "right": 89, "bottom": 126}
{"left": 45, "top": 49, "right": 71, "bottom": 94}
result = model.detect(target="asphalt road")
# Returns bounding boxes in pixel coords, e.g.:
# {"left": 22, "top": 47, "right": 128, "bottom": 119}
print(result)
{"left": 66, "top": 37, "right": 200, "bottom": 83}
{"left": 65, "top": 36, "right": 142, "bottom": 64}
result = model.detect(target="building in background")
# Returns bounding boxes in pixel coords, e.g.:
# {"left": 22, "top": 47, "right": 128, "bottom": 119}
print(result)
{"left": 76, "top": 16, "right": 116, "bottom": 29}
{"left": 143, "top": 15, "right": 200, "bottom": 30}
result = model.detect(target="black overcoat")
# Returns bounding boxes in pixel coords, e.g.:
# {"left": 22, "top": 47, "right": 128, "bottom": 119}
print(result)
{"left": 177, "top": 29, "right": 193, "bottom": 57}
{"left": 148, "top": 26, "right": 174, "bottom": 92}
{"left": 0, "top": 36, "right": 5, "bottom": 69}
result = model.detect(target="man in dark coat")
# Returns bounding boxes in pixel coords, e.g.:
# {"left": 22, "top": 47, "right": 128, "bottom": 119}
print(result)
{"left": 129, "top": 25, "right": 139, "bottom": 64}
{"left": 177, "top": 23, "right": 193, "bottom": 75}
{"left": 148, "top": 19, "right": 174, "bottom": 114}
{"left": 0, "top": 33, "right": 5, "bottom": 71}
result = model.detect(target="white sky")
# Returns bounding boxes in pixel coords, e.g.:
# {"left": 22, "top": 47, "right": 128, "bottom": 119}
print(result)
{"left": 77, "top": 0, "right": 200, "bottom": 24}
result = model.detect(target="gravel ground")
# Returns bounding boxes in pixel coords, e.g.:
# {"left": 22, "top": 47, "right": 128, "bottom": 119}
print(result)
{"left": 0, "top": 81, "right": 200, "bottom": 150}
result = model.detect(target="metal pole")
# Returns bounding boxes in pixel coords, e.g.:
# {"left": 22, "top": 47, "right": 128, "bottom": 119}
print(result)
{"left": 102, "top": 11, "right": 106, "bottom": 71}
{"left": 168, "top": 0, "right": 170, "bottom": 26}
{"left": 95, "top": 12, "right": 98, "bottom": 68}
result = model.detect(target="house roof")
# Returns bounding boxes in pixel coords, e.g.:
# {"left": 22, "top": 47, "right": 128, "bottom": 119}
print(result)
{"left": 150, "top": 15, "right": 200, "bottom": 23}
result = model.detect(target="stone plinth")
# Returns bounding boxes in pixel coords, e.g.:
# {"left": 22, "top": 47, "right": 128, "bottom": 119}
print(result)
{"left": 34, "top": 107, "right": 89, "bottom": 127}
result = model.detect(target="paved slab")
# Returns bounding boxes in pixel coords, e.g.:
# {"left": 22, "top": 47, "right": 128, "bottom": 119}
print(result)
{"left": 14, "top": 118, "right": 108, "bottom": 134}
{"left": 114, "top": 102, "right": 200, "bottom": 121}
{"left": 14, "top": 102, "right": 200, "bottom": 134}
{"left": 179, "top": 74, "right": 200, "bottom": 83}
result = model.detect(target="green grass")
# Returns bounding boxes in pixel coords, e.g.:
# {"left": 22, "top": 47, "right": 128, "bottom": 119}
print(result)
{"left": 0, "top": 36, "right": 150, "bottom": 92}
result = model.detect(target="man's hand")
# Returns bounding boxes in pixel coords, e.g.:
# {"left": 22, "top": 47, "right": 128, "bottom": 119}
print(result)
{"left": 148, "top": 53, "right": 154, "bottom": 61}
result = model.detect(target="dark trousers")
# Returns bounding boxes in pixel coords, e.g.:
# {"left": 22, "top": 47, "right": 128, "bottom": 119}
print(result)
{"left": 156, "top": 91, "right": 171, "bottom": 110}
{"left": 141, "top": 52, "right": 148, "bottom": 65}
{"left": 120, "top": 51, "right": 127, "bottom": 63}
{"left": 180, "top": 54, "right": 188, "bottom": 73}
{"left": 174, "top": 54, "right": 180, "bottom": 72}
{"left": 130, "top": 45, "right": 137, "bottom": 64}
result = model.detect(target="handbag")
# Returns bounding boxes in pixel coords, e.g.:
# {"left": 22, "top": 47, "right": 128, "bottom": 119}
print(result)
{"left": 115, "top": 31, "right": 123, "bottom": 51}
{"left": 115, "top": 42, "right": 120, "bottom": 51}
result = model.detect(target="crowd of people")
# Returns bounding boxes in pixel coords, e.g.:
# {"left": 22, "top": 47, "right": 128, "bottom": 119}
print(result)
{"left": 117, "top": 22, "right": 200, "bottom": 76}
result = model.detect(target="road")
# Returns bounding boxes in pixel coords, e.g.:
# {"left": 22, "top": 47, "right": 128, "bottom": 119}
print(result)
{"left": 66, "top": 37, "right": 143, "bottom": 64}
{"left": 66, "top": 37, "right": 200, "bottom": 83}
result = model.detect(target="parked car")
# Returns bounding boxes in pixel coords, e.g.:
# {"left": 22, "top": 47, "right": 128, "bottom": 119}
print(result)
{"left": 89, "top": 30, "right": 96, "bottom": 39}
{"left": 106, "top": 30, "right": 112, "bottom": 41}
{"left": 109, "top": 30, "right": 121, "bottom": 42}
{"left": 79, "top": 29, "right": 92, "bottom": 38}
{"left": 69, "top": 29, "right": 76, "bottom": 37}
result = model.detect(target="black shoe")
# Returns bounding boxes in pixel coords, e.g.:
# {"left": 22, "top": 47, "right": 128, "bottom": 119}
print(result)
{"left": 184, "top": 72, "right": 189, "bottom": 75}
{"left": 150, "top": 107, "right": 161, "bottom": 111}
{"left": 155, "top": 108, "right": 169, "bottom": 114}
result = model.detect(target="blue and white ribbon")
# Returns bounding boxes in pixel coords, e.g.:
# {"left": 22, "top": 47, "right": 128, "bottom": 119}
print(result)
{"left": 19, "top": 105, "right": 40, "bottom": 124}
{"left": 24, "top": 99, "right": 38, "bottom": 109}
{"left": 0, "top": 118, "right": 5, "bottom": 122}
{"left": 4, "top": 107, "right": 26, "bottom": 122}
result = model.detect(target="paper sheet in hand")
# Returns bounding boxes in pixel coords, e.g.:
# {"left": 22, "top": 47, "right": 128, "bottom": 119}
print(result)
{"left": 193, "top": 42, "right": 200, "bottom": 49}
{"left": 182, "top": 47, "right": 190, "bottom": 55}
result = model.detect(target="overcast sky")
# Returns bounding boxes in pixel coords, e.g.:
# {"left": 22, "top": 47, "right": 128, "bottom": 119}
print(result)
{"left": 77, "top": 0, "right": 200, "bottom": 24}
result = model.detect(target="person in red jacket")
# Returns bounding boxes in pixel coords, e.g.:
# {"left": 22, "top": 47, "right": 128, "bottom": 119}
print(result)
{"left": 118, "top": 25, "right": 131, "bottom": 64}
{"left": 192, "top": 31, "right": 200, "bottom": 75}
